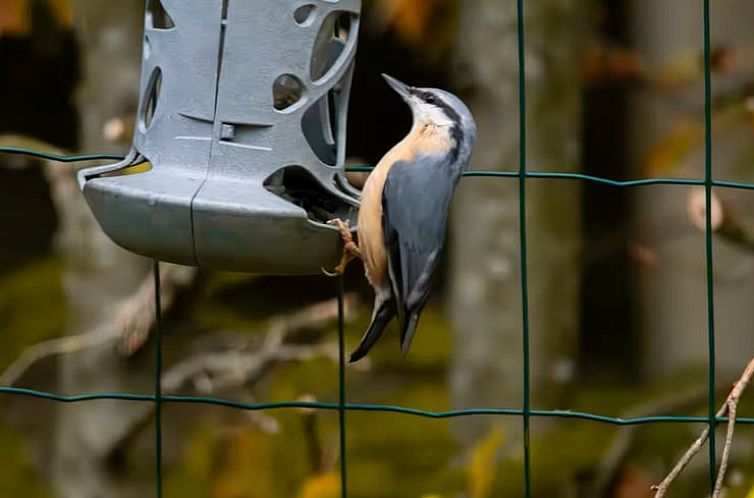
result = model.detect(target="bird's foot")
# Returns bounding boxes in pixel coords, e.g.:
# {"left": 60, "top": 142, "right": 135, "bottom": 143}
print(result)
{"left": 322, "top": 218, "right": 360, "bottom": 277}
{"left": 329, "top": 219, "right": 361, "bottom": 256}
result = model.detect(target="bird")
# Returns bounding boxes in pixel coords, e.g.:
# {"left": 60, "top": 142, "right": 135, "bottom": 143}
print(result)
{"left": 326, "top": 74, "right": 476, "bottom": 362}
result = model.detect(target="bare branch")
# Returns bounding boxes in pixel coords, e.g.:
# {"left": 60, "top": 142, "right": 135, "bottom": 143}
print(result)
{"left": 712, "top": 357, "right": 754, "bottom": 498}
{"left": 106, "top": 294, "right": 361, "bottom": 457}
{"left": 652, "top": 358, "right": 754, "bottom": 498}
{"left": 0, "top": 327, "right": 115, "bottom": 386}
{"left": 116, "top": 263, "right": 197, "bottom": 356}
{"left": 651, "top": 414, "right": 720, "bottom": 497}
{"left": 0, "top": 264, "right": 197, "bottom": 386}
{"left": 163, "top": 294, "right": 359, "bottom": 393}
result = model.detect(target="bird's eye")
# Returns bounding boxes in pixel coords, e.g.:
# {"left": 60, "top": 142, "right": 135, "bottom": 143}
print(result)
{"left": 425, "top": 94, "right": 436, "bottom": 104}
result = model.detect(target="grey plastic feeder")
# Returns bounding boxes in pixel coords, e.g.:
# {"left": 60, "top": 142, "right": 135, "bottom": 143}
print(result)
{"left": 78, "top": 0, "right": 361, "bottom": 275}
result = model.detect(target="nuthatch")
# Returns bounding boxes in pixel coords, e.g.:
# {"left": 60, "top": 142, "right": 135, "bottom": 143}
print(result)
{"left": 327, "top": 74, "right": 477, "bottom": 362}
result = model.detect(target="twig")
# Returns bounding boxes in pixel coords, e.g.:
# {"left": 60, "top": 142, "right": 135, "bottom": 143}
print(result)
{"left": 0, "top": 264, "right": 197, "bottom": 386}
{"left": 0, "top": 327, "right": 115, "bottom": 385}
{"left": 161, "top": 342, "right": 341, "bottom": 394}
{"left": 651, "top": 357, "right": 754, "bottom": 498}
{"left": 162, "top": 293, "right": 359, "bottom": 392}
{"left": 650, "top": 414, "right": 720, "bottom": 497}
{"left": 712, "top": 357, "right": 754, "bottom": 498}
{"left": 105, "top": 294, "right": 360, "bottom": 457}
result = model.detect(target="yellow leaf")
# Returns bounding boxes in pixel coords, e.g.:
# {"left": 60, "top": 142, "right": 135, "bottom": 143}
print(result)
{"left": 420, "top": 495, "right": 446, "bottom": 498}
{"left": 0, "top": 0, "right": 71, "bottom": 37}
{"left": 0, "top": 0, "right": 31, "bottom": 36}
{"left": 297, "top": 472, "right": 341, "bottom": 498}
{"left": 658, "top": 50, "right": 701, "bottom": 86}
{"left": 745, "top": 482, "right": 754, "bottom": 498}
{"left": 644, "top": 122, "right": 701, "bottom": 175}
{"left": 468, "top": 425, "right": 505, "bottom": 498}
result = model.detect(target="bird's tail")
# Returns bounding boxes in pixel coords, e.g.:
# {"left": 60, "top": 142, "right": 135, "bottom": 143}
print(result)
{"left": 350, "top": 297, "right": 395, "bottom": 363}
{"left": 399, "top": 307, "right": 425, "bottom": 355}
{"left": 397, "top": 253, "right": 436, "bottom": 355}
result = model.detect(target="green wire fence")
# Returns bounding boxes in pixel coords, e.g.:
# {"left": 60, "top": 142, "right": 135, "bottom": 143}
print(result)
{"left": 0, "top": 0, "right": 749, "bottom": 496}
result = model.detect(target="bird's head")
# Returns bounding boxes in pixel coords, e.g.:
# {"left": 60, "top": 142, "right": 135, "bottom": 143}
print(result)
{"left": 382, "top": 73, "right": 476, "bottom": 150}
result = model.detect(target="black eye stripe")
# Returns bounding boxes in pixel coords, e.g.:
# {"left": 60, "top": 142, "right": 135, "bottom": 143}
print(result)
{"left": 411, "top": 90, "right": 461, "bottom": 128}
{"left": 411, "top": 90, "right": 436, "bottom": 103}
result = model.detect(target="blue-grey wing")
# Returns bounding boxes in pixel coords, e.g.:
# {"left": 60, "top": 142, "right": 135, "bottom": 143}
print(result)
{"left": 382, "top": 155, "right": 458, "bottom": 351}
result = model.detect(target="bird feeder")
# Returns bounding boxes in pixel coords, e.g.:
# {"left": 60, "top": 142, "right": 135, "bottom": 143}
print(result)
{"left": 78, "top": 0, "right": 361, "bottom": 274}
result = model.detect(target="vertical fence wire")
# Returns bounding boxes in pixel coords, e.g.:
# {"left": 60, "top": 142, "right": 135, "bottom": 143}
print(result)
{"left": 337, "top": 277, "right": 348, "bottom": 498}
{"left": 515, "top": 0, "right": 532, "bottom": 496}
{"left": 154, "top": 261, "right": 164, "bottom": 498}
{"left": 702, "top": 0, "right": 718, "bottom": 491}
{"left": 0, "top": 1, "right": 742, "bottom": 495}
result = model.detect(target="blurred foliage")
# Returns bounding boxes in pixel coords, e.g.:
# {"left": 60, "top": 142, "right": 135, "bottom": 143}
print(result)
{"left": 746, "top": 483, "right": 754, "bottom": 498}
{"left": 365, "top": 0, "right": 457, "bottom": 57}
{"left": 1, "top": 260, "right": 754, "bottom": 496}
{"left": 468, "top": 425, "right": 505, "bottom": 498}
{"left": 0, "top": 134, "right": 64, "bottom": 154}
{"left": 0, "top": 0, "right": 71, "bottom": 37}
{"left": 2, "top": 0, "right": 754, "bottom": 496}
{"left": 644, "top": 122, "right": 701, "bottom": 175}
{"left": 0, "top": 425, "right": 51, "bottom": 498}
{"left": 296, "top": 472, "right": 340, "bottom": 498}
{"left": 0, "top": 258, "right": 66, "bottom": 370}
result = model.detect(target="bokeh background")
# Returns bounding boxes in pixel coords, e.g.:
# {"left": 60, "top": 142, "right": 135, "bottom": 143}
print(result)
{"left": 1, "top": 0, "right": 754, "bottom": 497}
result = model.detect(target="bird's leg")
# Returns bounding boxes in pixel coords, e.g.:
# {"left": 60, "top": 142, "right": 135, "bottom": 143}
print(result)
{"left": 322, "top": 219, "right": 361, "bottom": 277}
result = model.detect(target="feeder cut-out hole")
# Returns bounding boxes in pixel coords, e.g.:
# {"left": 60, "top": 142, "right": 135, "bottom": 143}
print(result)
{"left": 310, "top": 11, "right": 355, "bottom": 81}
{"left": 273, "top": 74, "right": 304, "bottom": 111}
{"left": 302, "top": 90, "right": 341, "bottom": 166}
{"left": 147, "top": 0, "right": 175, "bottom": 29}
{"left": 264, "top": 166, "right": 354, "bottom": 223}
{"left": 294, "top": 5, "right": 316, "bottom": 25}
{"left": 140, "top": 68, "right": 162, "bottom": 132}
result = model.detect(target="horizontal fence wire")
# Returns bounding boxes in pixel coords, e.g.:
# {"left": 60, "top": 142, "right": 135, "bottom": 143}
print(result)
{"left": 4, "top": 146, "right": 754, "bottom": 190}
{"left": 2, "top": 386, "right": 754, "bottom": 425}
{"left": 0, "top": 1, "right": 738, "bottom": 488}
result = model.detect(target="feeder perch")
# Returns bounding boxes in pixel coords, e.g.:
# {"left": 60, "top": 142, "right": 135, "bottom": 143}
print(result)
{"left": 78, "top": 0, "right": 362, "bottom": 275}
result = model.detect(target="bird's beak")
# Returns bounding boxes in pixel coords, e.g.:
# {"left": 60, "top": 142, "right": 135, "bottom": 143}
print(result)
{"left": 382, "top": 73, "right": 412, "bottom": 101}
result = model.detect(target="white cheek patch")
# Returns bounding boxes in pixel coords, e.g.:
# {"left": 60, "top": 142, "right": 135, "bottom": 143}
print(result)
{"left": 423, "top": 104, "right": 454, "bottom": 127}
{"left": 409, "top": 97, "right": 454, "bottom": 128}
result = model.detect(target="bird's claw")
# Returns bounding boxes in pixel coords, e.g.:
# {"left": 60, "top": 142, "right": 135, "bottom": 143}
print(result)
{"left": 321, "top": 218, "right": 359, "bottom": 277}
{"left": 321, "top": 261, "right": 347, "bottom": 278}
{"left": 321, "top": 252, "right": 352, "bottom": 277}
{"left": 321, "top": 266, "right": 339, "bottom": 278}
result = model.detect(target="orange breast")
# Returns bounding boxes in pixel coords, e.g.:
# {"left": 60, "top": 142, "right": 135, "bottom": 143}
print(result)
{"left": 357, "top": 122, "right": 452, "bottom": 289}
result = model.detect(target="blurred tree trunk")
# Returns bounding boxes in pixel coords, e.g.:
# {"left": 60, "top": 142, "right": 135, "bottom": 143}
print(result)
{"left": 448, "top": 0, "right": 586, "bottom": 444}
{"left": 51, "top": 2, "right": 153, "bottom": 498}
{"left": 631, "top": 0, "right": 754, "bottom": 379}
